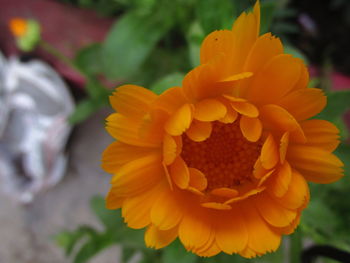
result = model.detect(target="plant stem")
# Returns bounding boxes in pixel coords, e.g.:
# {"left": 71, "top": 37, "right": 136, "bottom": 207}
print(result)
{"left": 39, "top": 40, "right": 83, "bottom": 75}
{"left": 290, "top": 228, "right": 303, "bottom": 263}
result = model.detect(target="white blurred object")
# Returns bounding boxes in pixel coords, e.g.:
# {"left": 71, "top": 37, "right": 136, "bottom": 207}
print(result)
{"left": 0, "top": 52, "right": 74, "bottom": 203}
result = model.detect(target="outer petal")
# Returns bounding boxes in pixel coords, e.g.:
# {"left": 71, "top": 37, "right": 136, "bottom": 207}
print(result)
{"left": 106, "top": 113, "right": 160, "bottom": 147}
{"left": 240, "top": 201, "right": 281, "bottom": 255}
{"left": 109, "top": 85, "right": 157, "bottom": 119}
{"left": 215, "top": 207, "right": 248, "bottom": 254}
{"left": 110, "top": 153, "right": 164, "bottom": 196}
{"left": 102, "top": 141, "right": 154, "bottom": 174}
{"left": 122, "top": 183, "right": 164, "bottom": 229}
{"left": 255, "top": 193, "right": 297, "bottom": 228}
{"left": 301, "top": 119, "right": 340, "bottom": 152}
{"left": 152, "top": 87, "right": 188, "bottom": 114}
{"left": 106, "top": 189, "right": 124, "bottom": 209}
{"left": 277, "top": 88, "right": 326, "bottom": 121}
{"left": 238, "top": 32, "right": 283, "bottom": 97}
{"left": 247, "top": 55, "right": 302, "bottom": 104}
{"left": 200, "top": 30, "right": 236, "bottom": 65}
{"left": 273, "top": 170, "right": 309, "bottom": 210}
{"left": 151, "top": 189, "right": 183, "bottom": 230}
{"left": 259, "top": 104, "right": 306, "bottom": 143}
{"left": 145, "top": 225, "right": 178, "bottom": 249}
{"left": 230, "top": 1, "right": 260, "bottom": 73}
{"left": 287, "top": 145, "right": 344, "bottom": 183}
{"left": 267, "top": 162, "right": 292, "bottom": 198}
{"left": 179, "top": 208, "right": 212, "bottom": 251}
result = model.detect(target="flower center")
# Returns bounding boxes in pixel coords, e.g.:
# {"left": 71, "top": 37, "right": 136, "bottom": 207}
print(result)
{"left": 181, "top": 121, "right": 261, "bottom": 191}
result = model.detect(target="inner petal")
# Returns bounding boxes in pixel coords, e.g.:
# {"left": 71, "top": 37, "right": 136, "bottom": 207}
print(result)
{"left": 181, "top": 120, "right": 262, "bottom": 192}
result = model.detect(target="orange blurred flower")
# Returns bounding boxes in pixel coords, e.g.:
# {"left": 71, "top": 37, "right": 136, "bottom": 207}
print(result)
{"left": 9, "top": 18, "right": 28, "bottom": 37}
{"left": 102, "top": 1, "right": 344, "bottom": 258}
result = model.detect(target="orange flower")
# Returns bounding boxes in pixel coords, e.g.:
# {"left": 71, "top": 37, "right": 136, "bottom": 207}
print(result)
{"left": 102, "top": 1, "right": 344, "bottom": 258}
{"left": 9, "top": 18, "right": 28, "bottom": 37}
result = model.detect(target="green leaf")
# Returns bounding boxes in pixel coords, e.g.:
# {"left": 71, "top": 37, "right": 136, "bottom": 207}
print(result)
{"left": 161, "top": 240, "right": 197, "bottom": 263}
{"left": 317, "top": 90, "right": 350, "bottom": 122}
{"left": 69, "top": 99, "right": 99, "bottom": 124}
{"left": 73, "top": 233, "right": 114, "bottom": 263}
{"left": 102, "top": 5, "right": 174, "bottom": 80}
{"left": 54, "top": 226, "right": 99, "bottom": 257}
{"left": 196, "top": 0, "right": 234, "bottom": 34}
{"left": 74, "top": 44, "right": 103, "bottom": 76}
{"left": 186, "top": 21, "right": 205, "bottom": 68}
{"left": 260, "top": 1, "right": 277, "bottom": 34}
{"left": 150, "top": 72, "right": 184, "bottom": 95}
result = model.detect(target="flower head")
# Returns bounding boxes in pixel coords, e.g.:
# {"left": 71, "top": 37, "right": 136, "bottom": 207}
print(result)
{"left": 102, "top": 1, "right": 344, "bottom": 258}
{"left": 8, "top": 18, "right": 41, "bottom": 52}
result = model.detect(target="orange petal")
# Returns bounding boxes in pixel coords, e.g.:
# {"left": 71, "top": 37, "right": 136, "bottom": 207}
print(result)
{"left": 238, "top": 32, "right": 283, "bottom": 98}
{"left": 195, "top": 240, "right": 221, "bottom": 257}
{"left": 169, "top": 157, "right": 190, "bottom": 189}
{"left": 215, "top": 206, "right": 248, "bottom": 254}
{"left": 106, "top": 189, "right": 124, "bottom": 209}
{"left": 139, "top": 109, "right": 169, "bottom": 144}
{"left": 219, "top": 72, "right": 253, "bottom": 82}
{"left": 267, "top": 162, "right": 292, "bottom": 197}
{"left": 231, "top": 101, "right": 259, "bottom": 118}
{"left": 106, "top": 113, "right": 160, "bottom": 147}
{"left": 211, "top": 188, "right": 238, "bottom": 198}
{"left": 179, "top": 211, "right": 212, "bottom": 250}
{"left": 188, "top": 168, "right": 207, "bottom": 191}
{"left": 240, "top": 116, "right": 262, "bottom": 142}
{"left": 163, "top": 134, "right": 182, "bottom": 165}
{"left": 152, "top": 87, "right": 188, "bottom": 114}
{"left": 145, "top": 224, "right": 178, "bottom": 249}
{"left": 110, "top": 153, "right": 164, "bottom": 196}
{"left": 247, "top": 55, "right": 302, "bottom": 104}
{"left": 122, "top": 183, "right": 164, "bottom": 229}
{"left": 194, "top": 99, "right": 227, "bottom": 121}
{"left": 280, "top": 132, "right": 289, "bottom": 163}
{"left": 260, "top": 134, "right": 279, "bottom": 169}
{"left": 151, "top": 190, "right": 183, "bottom": 230}
{"left": 288, "top": 145, "right": 344, "bottom": 184}
{"left": 243, "top": 33, "right": 283, "bottom": 73}
{"left": 219, "top": 107, "right": 238, "bottom": 124}
{"left": 225, "top": 187, "right": 266, "bottom": 204}
{"left": 273, "top": 170, "right": 309, "bottom": 210}
{"left": 102, "top": 141, "right": 153, "bottom": 174}
{"left": 186, "top": 120, "right": 212, "bottom": 142}
{"left": 201, "top": 202, "right": 232, "bottom": 210}
{"left": 301, "top": 119, "right": 340, "bottom": 152}
{"left": 200, "top": 29, "right": 236, "bottom": 65}
{"left": 110, "top": 85, "right": 157, "bottom": 119}
{"left": 240, "top": 202, "right": 281, "bottom": 254}
{"left": 293, "top": 63, "right": 309, "bottom": 90}
{"left": 164, "top": 103, "right": 193, "bottom": 136}
{"left": 259, "top": 104, "right": 306, "bottom": 143}
{"left": 277, "top": 88, "right": 326, "bottom": 121}
{"left": 230, "top": 1, "right": 260, "bottom": 73}
{"left": 255, "top": 193, "right": 297, "bottom": 227}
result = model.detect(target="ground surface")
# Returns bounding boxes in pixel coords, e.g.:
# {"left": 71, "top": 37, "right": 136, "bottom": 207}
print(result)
{"left": 0, "top": 109, "right": 121, "bottom": 263}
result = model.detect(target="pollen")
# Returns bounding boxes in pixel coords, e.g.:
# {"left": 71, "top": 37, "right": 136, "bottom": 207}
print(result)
{"left": 9, "top": 18, "right": 28, "bottom": 37}
{"left": 181, "top": 120, "right": 261, "bottom": 191}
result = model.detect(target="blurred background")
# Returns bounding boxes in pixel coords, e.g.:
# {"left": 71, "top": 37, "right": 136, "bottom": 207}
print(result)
{"left": 0, "top": 0, "right": 349, "bottom": 262}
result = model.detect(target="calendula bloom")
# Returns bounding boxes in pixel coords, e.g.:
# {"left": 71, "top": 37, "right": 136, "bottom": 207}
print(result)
{"left": 102, "top": 1, "right": 344, "bottom": 258}
{"left": 8, "top": 18, "right": 41, "bottom": 52}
